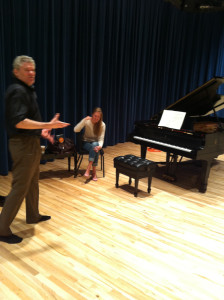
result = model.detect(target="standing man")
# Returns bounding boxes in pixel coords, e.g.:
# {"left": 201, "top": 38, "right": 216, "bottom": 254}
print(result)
{"left": 0, "top": 55, "right": 70, "bottom": 244}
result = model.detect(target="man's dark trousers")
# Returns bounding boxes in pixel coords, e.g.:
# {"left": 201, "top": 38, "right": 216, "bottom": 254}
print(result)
{"left": 0, "top": 136, "right": 42, "bottom": 236}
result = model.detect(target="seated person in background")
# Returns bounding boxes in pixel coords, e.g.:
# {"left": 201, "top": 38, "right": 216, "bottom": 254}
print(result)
{"left": 74, "top": 107, "right": 106, "bottom": 181}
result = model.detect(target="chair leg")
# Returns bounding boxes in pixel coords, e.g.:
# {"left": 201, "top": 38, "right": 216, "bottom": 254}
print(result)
{"left": 100, "top": 153, "right": 105, "bottom": 177}
{"left": 102, "top": 155, "right": 105, "bottom": 177}
{"left": 74, "top": 152, "right": 78, "bottom": 177}
{"left": 77, "top": 155, "right": 83, "bottom": 172}
{"left": 73, "top": 154, "right": 76, "bottom": 177}
{"left": 74, "top": 154, "right": 83, "bottom": 177}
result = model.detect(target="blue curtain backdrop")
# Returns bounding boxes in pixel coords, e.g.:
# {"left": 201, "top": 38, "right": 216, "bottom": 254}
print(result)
{"left": 0, "top": 0, "right": 224, "bottom": 175}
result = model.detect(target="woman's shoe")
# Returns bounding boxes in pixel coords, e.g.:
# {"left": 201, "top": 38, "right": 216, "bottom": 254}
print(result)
{"left": 92, "top": 174, "right": 98, "bottom": 181}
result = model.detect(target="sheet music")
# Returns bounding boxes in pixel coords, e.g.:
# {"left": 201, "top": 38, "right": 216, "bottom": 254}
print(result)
{"left": 158, "top": 110, "right": 186, "bottom": 130}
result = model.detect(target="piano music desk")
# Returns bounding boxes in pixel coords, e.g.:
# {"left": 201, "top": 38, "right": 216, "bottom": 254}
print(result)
{"left": 114, "top": 155, "right": 157, "bottom": 197}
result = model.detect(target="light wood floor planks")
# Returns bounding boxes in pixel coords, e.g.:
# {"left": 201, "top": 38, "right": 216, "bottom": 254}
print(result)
{"left": 0, "top": 142, "right": 224, "bottom": 300}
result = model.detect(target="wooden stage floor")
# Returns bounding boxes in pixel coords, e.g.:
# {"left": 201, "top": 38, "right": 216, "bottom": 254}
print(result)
{"left": 0, "top": 142, "right": 224, "bottom": 300}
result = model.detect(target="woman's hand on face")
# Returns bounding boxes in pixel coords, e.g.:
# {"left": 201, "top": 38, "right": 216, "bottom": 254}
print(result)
{"left": 85, "top": 116, "right": 92, "bottom": 120}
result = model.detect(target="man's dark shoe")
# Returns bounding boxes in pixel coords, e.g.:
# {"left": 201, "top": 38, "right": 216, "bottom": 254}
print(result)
{"left": 27, "top": 215, "right": 51, "bottom": 224}
{"left": 0, "top": 196, "right": 6, "bottom": 207}
{"left": 0, "top": 234, "right": 23, "bottom": 244}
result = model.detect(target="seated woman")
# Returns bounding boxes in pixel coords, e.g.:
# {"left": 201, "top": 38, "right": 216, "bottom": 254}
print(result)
{"left": 74, "top": 107, "right": 106, "bottom": 181}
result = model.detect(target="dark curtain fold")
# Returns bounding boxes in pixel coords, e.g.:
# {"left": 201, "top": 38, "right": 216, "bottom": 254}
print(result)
{"left": 0, "top": 0, "right": 224, "bottom": 175}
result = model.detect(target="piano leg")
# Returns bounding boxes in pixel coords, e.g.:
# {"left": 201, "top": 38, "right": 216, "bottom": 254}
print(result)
{"left": 199, "top": 159, "right": 212, "bottom": 193}
{"left": 140, "top": 145, "right": 147, "bottom": 159}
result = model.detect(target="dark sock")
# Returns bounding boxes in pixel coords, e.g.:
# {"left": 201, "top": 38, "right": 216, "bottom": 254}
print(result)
{"left": 0, "top": 196, "right": 6, "bottom": 207}
{"left": 27, "top": 215, "right": 51, "bottom": 224}
{"left": 0, "top": 234, "right": 23, "bottom": 244}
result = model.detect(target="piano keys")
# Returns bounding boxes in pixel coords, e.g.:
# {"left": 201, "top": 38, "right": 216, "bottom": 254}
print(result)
{"left": 130, "top": 77, "right": 224, "bottom": 192}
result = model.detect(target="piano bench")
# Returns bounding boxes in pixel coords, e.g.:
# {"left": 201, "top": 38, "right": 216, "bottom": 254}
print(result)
{"left": 114, "top": 155, "right": 157, "bottom": 197}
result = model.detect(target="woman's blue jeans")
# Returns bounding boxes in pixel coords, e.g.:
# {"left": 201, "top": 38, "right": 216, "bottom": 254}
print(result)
{"left": 82, "top": 141, "right": 99, "bottom": 166}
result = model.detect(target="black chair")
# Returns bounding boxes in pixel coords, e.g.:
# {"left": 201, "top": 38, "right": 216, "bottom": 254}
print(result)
{"left": 74, "top": 132, "right": 105, "bottom": 178}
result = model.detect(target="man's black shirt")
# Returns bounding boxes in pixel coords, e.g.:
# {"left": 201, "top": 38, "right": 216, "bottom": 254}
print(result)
{"left": 5, "top": 78, "right": 42, "bottom": 138}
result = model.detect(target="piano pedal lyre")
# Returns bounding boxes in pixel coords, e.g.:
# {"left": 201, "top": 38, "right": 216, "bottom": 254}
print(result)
{"left": 162, "top": 153, "right": 179, "bottom": 182}
{"left": 162, "top": 173, "right": 177, "bottom": 182}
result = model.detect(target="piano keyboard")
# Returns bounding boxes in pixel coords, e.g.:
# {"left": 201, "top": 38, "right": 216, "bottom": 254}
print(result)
{"left": 133, "top": 136, "right": 193, "bottom": 153}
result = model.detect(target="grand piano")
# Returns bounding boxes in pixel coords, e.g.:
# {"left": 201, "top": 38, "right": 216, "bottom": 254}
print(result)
{"left": 130, "top": 77, "right": 224, "bottom": 192}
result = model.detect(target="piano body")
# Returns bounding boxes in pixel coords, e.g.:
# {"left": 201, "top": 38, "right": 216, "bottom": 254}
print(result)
{"left": 130, "top": 77, "right": 224, "bottom": 192}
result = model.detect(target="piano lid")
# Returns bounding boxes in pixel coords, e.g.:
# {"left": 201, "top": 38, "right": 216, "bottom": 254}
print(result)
{"left": 166, "top": 77, "right": 224, "bottom": 116}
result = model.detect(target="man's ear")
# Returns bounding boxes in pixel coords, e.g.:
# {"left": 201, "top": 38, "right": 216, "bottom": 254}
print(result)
{"left": 13, "top": 68, "right": 18, "bottom": 77}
